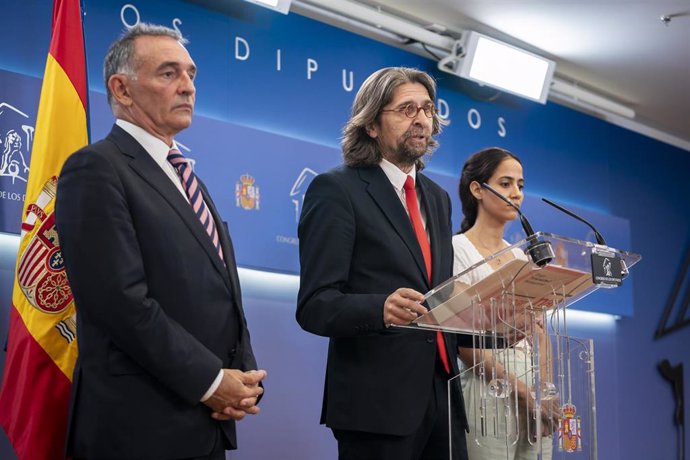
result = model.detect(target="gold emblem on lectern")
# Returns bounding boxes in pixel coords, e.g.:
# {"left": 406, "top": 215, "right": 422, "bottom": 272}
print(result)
{"left": 558, "top": 403, "right": 582, "bottom": 453}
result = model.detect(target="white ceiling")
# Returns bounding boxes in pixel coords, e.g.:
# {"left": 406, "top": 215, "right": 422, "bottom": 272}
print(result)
{"left": 301, "top": 0, "right": 690, "bottom": 149}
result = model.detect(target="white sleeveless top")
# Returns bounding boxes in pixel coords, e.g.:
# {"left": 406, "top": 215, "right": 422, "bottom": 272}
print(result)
{"left": 451, "top": 233, "right": 526, "bottom": 282}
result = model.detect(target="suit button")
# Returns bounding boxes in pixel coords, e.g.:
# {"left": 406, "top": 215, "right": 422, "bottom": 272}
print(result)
{"left": 426, "top": 337, "right": 434, "bottom": 344}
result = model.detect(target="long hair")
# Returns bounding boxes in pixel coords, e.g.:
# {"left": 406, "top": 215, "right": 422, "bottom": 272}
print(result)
{"left": 104, "top": 23, "right": 187, "bottom": 108}
{"left": 341, "top": 67, "right": 448, "bottom": 170}
{"left": 458, "top": 147, "right": 521, "bottom": 233}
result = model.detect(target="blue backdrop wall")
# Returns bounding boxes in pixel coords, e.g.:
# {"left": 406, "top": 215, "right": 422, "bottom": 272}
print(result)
{"left": 1, "top": 1, "right": 688, "bottom": 459}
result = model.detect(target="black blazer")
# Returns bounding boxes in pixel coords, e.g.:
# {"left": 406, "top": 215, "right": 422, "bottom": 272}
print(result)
{"left": 56, "top": 125, "right": 258, "bottom": 459}
{"left": 296, "top": 164, "right": 467, "bottom": 436}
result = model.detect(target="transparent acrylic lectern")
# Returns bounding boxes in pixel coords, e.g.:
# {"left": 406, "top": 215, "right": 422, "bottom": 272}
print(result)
{"left": 410, "top": 232, "right": 641, "bottom": 460}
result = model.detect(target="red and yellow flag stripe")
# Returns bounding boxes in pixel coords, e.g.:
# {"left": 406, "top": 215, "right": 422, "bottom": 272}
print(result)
{"left": 0, "top": 1, "right": 88, "bottom": 458}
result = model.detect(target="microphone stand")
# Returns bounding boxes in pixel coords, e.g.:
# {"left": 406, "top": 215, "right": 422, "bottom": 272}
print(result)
{"left": 481, "top": 183, "right": 554, "bottom": 267}
{"left": 542, "top": 197, "right": 629, "bottom": 279}
{"left": 542, "top": 198, "right": 606, "bottom": 245}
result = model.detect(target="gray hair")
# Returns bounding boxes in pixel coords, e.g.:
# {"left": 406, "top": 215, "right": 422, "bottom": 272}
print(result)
{"left": 341, "top": 67, "right": 448, "bottom": 170}
{"left": 104, "top": 23, "right": 187, "bottom": 108}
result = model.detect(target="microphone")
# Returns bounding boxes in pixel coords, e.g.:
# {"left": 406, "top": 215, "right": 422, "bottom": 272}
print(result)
{"left": 541, "top": 197, "right": 628, "bottom": 279}
{"left": 541, "top": 198, "right": 606, "bottom": 245}
{"left": 480, "top": 183, "right": 554, "bottom": 267}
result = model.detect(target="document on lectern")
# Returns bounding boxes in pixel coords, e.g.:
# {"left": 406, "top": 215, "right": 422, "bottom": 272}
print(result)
{"left": 415, "top": 258, "right": 592, "bottom": 333}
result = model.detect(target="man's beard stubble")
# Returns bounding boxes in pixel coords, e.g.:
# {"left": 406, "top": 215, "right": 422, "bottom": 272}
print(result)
{"left": 390, "top": 128, "right": 431, "bottom": 169}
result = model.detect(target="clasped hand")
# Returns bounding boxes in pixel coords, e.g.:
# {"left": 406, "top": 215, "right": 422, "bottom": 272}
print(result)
{"left": 204, "top": 369, "right": 267, "bottom": 421}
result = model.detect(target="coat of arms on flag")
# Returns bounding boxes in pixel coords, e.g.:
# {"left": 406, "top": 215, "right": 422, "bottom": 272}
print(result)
{"left": 17, "top": 177, "right": 73, "bottom": 315}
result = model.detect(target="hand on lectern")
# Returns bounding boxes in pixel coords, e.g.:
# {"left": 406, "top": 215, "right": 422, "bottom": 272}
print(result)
{"left": 383, "top": 288, "right": 427, "bottom": 326}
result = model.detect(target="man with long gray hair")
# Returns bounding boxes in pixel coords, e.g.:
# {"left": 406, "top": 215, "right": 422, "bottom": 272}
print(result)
{"left": 297, "top": 67, "right": 469, "bottom": 460}
{"left": 56, "top": 23, "right": 265, "bottom": 459}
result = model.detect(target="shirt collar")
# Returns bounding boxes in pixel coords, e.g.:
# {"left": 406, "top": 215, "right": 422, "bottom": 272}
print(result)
{"left": 379, "top": 157, "right": 417, "bottom": 191}
{"left": 116, "top": 119, "right": 180, "bottom": 162}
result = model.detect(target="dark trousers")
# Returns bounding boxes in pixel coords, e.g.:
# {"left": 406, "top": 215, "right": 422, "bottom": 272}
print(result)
{"left": 74, "top": 449, "right": 224, "bottom": 460}
{"left": 74, "top": 426, "right": 226, "bottom": 460}
{"left": 333, "top": 360, "right": 468, "bottom": 460}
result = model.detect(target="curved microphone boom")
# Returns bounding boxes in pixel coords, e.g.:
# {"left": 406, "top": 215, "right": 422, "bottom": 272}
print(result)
{"left": 541, "top": 197, "right": 628, "bottom": 278}
{"left": 541, "top": 197, "right": 606, "bottom": 245}
{"left": 481, "top": 183, "right": 554, "bottom": 267}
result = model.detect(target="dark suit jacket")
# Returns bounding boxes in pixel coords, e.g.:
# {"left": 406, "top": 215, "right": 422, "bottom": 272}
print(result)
{"left": 56, "top": 125, "right": 258, "bottom": 459}
{"left": 296, "top": 164, "right": 468, "bottom": 436}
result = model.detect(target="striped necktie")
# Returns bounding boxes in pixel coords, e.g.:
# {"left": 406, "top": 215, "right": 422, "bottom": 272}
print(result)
{"left": 167, "top": 148, "right": 225, "bottom": 265}
{"left": 403, "top": 175, "right": 450, "bottom": 374}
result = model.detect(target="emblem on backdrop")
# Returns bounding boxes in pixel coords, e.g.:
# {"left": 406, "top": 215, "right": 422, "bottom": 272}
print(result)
{"left": 290, "top": 167, "right": 317, "bottom": 223}
{"left": 0, "top": 102, "right": 33, "bottom": 184}
{"left": 235, "top": 173, "right": 260, "bottom": 210}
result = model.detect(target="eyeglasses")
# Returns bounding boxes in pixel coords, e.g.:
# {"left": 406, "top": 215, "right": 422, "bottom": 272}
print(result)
{"left": 381, "top": 103, "right": 437, "bottom": 119}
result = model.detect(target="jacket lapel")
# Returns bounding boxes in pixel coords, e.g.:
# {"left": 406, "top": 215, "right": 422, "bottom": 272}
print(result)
{"left": 107, "top": 126, "right": 233, "bottom": 295}
{"left": 358, "top": 166, "right": 430, "bottom": 288}
{"left": 417, "top": 174, "right": 442, "bottom": 287}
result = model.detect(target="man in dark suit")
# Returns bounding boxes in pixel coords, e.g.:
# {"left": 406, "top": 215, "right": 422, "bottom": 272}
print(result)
{"left": 55, "top": 23, "right": 266, "bottom": 460}
{"left": 296, "top": 67, "right": 468, "bottom": 460}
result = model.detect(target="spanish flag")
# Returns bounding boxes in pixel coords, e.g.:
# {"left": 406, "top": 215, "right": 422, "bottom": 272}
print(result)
{"left": 0, "top": 1, "right": 88, "bottom": 458}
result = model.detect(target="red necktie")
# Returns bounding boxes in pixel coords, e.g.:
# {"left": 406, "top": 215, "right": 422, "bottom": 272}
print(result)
{"left": 403, "top": 176, "right": 450, "bottom": 374}
{"left": 168, "top": 148, "right": 225, "bottom": 265}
